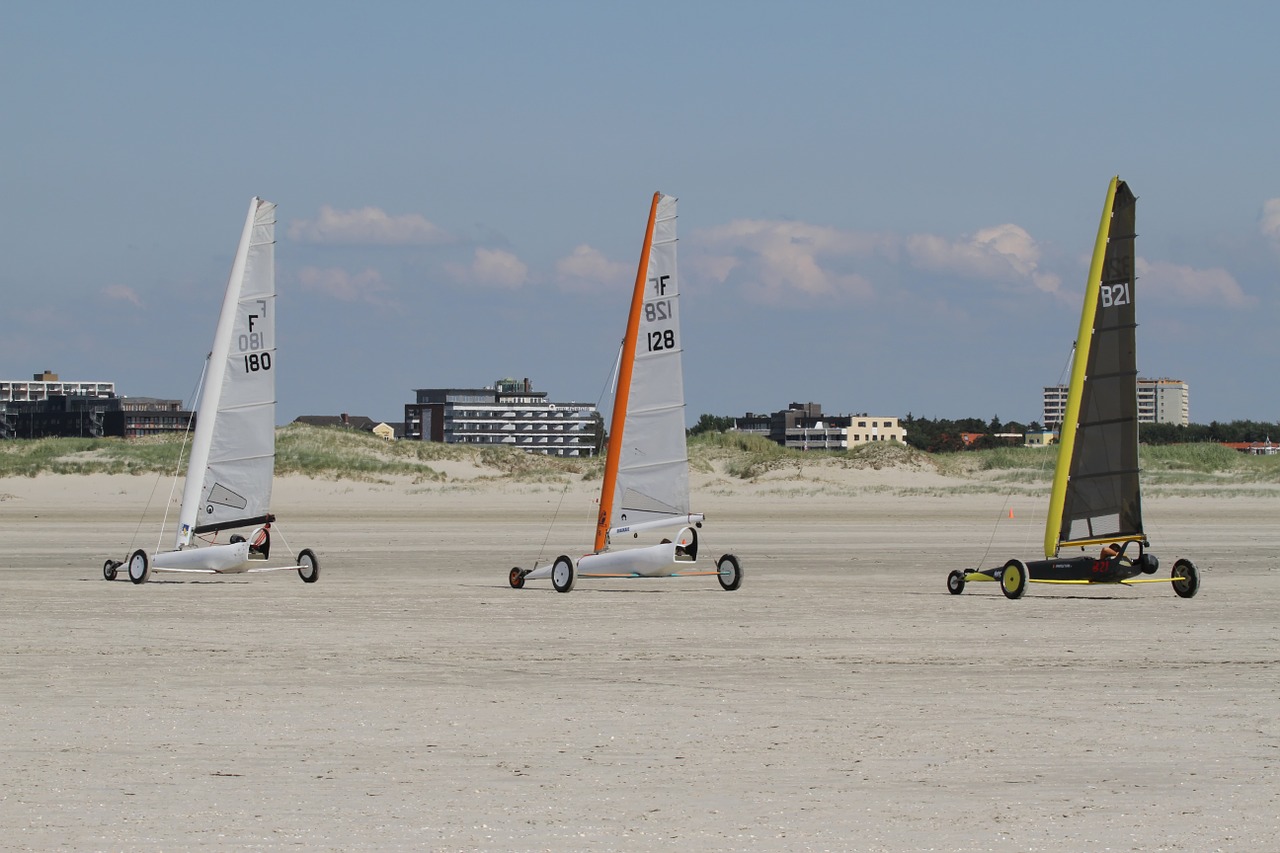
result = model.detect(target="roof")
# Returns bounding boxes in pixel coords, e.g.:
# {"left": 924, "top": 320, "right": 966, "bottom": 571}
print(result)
{"left": 293, "top": 415, "right": 379, "bottom": 431}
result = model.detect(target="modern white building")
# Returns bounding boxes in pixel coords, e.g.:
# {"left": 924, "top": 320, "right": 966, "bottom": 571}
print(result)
{"left": 404, "top": 377, "right": 600, "bottom": 457}
{"left": 1043, "top": 377, "right": 1189, "bottom": 427}
{"left": 1, "top": 371, "right": 115, "bottom": 403}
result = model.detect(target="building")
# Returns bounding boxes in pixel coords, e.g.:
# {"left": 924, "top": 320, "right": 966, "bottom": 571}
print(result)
{"left": 404, "top": 378, "right": 600, "bottom": 457}
{"left": 1, "top": 395, "right": 191, "bottom": 439}
{"left": 1, "top": 370, "right": 115, "bottom": 403}
{"left": 1043, "top": 378, "right": 1189, "bottom": 427}
{"left": 734, "top": 402, "right": 906, "bottom": 450}
{"left": 293, "top": 413, "right": 400, "bottom": 441}
{"left": 1139, "top": 378, "right": 1190, "bottom": 426}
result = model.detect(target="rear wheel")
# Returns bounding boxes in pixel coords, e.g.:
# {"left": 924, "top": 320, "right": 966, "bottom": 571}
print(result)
{"left": 551, "top": 556, "right": 575, "bottom": 593}
{"left": 1172, "top": 558, "right": 1199, "bottom": 598}
{"left": 128, "top": 549, "right": 150, "bottom": 585}
{"left": 947, "top": 569, "right": 965, "bottom": 595}
{"left": 509, "top": 567, "right": 525, "bottom": 589}
{"left": 297, "top": 549, "right": 320, "bottom": 583}
{"left": 1000, "top": 559, "right": 1028, "bottom": 599}
{"left": 716, "top": 554, "right": 743, "bottom": 591}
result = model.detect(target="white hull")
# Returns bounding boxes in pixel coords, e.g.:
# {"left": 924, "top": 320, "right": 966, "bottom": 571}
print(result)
{"left": 578, "top": 541, "right": 689, "bottom": 577}
{"left": 152, "top": 541, "right": 253, "bottom": 573}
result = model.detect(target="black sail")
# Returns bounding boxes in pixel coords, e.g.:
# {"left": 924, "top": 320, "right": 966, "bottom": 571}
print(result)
{"left": 1059, "top": 180, "right": 1143, "bottom": 547}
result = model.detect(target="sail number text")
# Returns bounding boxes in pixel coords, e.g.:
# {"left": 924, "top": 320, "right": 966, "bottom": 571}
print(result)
{"left": 239, "top": 311, "right": 272, "bottom": 373}
{"left": 644, "top": 296, "right": 676, "bottom": 352}
{"left": 1099, "top": 281, "right": 1131, "bottom": 308}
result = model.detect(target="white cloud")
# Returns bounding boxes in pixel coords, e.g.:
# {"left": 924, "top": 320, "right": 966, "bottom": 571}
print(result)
{"left": 904, "top": 223, "right": 1061, "bottom": 295}
{"left": 446, "top": 248, "right": 528, "bottom": 289}
{"left": 1136, "top": 258, "right": 1250, "bottom": 307}
{"left": 554, "top": 244, "right": 632, "bottom": 292}
{"left": 692, "top": 219, "right": 882, "bottom": 303}
{"left": 1261, "top": 198, "right": 1280, "bottom": 243}
{"left": 288, "top": 206, "right": 454, "bottom": 246}
{"left": 297, "top": 266, "right": 393, "bottom": 305}
{"left": 103, "top": 284, "right": 142, "bottom": 307}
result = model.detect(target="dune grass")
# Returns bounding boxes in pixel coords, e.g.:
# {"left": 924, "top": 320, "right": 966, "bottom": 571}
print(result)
{"left": 3, "top": 427, "right": 1278, "bottom": 491}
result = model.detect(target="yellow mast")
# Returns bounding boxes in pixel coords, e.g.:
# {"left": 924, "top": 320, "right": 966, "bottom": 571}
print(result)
{"left": 593, "top": 191, "right": 661, "bottom": 553}
{"left": 1044, "top": 176, "right": 1119, "bottom": 558}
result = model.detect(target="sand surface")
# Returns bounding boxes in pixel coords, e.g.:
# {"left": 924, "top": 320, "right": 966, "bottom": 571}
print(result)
{"left": 2, "top": 468, "right": 1277, "bottom": 851}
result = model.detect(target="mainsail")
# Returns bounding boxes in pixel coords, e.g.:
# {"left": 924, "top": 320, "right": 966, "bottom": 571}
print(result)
{"left": 175, "top": 198, "right": 277, "bottom": 547}
{"left": 1045, "top": 177, "right": 1142, "bottom": 556}
{"left": 594, "top": 193, "right": 689, "bottom": 550}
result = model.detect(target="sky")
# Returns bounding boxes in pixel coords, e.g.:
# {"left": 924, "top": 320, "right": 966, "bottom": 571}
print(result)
{"left": 3, "top": 1, "right": 1278, "bottom": 427}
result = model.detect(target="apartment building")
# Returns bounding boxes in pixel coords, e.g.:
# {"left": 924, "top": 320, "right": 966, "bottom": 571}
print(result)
{"left": 404, "top": 377, "right": 600, "bottom": 457}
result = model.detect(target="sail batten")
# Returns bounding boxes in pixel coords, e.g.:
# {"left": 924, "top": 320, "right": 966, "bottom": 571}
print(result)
{"left": 1045, "top": 178, "right": 1143, "bottom": 557}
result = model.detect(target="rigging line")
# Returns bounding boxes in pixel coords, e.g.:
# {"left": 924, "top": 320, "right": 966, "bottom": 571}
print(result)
{"left": 533, "top": 342, "right": 622, "bottom": 569}
{"left": 157, "top": 356, "right": 209, "bottom": 553}
{"left": 126, "top": 356, "right": 207, "bottom": 556}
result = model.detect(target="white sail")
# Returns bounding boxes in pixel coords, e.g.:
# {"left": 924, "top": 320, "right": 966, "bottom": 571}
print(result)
{"left": 611, "top": 194, "right": 690, "bottom": 529}
{"left": 174, "top": 198, "right": 277, "bottom": 548}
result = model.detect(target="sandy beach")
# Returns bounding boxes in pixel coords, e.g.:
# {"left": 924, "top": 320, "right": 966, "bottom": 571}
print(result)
{"left": 2, "top": 465, "right": 1277, "bottom": 851}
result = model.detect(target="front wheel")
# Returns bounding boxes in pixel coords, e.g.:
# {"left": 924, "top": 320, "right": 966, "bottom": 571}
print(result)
{"left": 297, "top": 548, "right": 320, "bottom": 583}
{"left": 716, "top": 554, "right": 743, "bottom": 590}
{"left": 509, "top": 567, "right": 525, "bottom": 589}
{"left": 1000, "top": 559, "right": 1028, "bottom": 599}
{"left": 1172, "top": 558, "right": 1199, "bottom": 599}
{"left": 947, "top": 569, "right": 965, "bottom": 595}
{"left": 128, "top": 549, "right": 150, "bottom": 585}
{"left": 103, "top": 560, "right": 119, "bottom": 581}
{"left": 551, "top": 556, "right": 575, "bottom": 593}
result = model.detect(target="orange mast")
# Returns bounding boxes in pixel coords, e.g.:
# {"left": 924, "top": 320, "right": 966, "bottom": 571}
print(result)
{"left": 593, "top": 191, "right": 661, "bottom": 552}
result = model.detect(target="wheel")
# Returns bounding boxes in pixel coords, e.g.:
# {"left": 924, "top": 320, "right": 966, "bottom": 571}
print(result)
{"left": 509, "top": 567, "right": 525, "bottom": 589}
{"left": 551, "top": 555, "right": 575, "bottom": 593}
{"left": 1172, "top": 558, "right": 1199, "bottom": 599}
{"left": 716, "top": 554, "right": 743, "bottom": 590}
{"left": 128, "top": 549, "right": 150, "bottom": 585}
{"left": 1000, "top": 559, "right": 1028, "bottom": 599}
{"left": 103, "top": 560, "right": 118, "bottom": 581}
{"left": 229, "top": 534, "right": 246, "bottom": 543}
{"left": 947, "top": 569, "right": 965, "bottom": 595}
{"left": 296, "top": 549, "right": 320, "bottom": 583}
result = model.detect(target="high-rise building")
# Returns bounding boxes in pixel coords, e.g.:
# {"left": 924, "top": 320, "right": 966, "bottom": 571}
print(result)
{"left": 1043, "top": 378, "right": 1189, "bottom": 427}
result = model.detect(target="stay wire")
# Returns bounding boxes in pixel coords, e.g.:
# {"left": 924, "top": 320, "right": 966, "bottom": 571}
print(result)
{"left": 532, "top": 343, "right": 620, "bottom": 570}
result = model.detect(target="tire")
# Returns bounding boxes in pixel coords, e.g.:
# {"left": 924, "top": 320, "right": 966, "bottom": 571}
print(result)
{"left": 509, "top": 567, "right": 525, "bottom": 589}
{"left": 128, "top": 549, "right": 150, "bottom": 585}
{"left": 551, "top": 555, "right": 575, "bottom": 593}
{"left": 230, "top": 534, "right": 246, "bottom": 544}
{"left": 103, "top": 560, "right": 118, "bottom": 581}
{"left": 947, "top": 569, "right": 965, "bottom": 595}
{"left": 1172, "top": 558, "right": 1199, "bottom": 599}
{"left": 716, "top": 554, "right": 743, "bottom": 590}
{"left": 1000, "top": 559, "right": 1028, "bottom": 599}
{"left": 297, "top": 548, "right": 320, "bottom": 583}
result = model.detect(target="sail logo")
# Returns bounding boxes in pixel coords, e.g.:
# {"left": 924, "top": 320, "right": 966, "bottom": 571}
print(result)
{"left": 1099, "top": 281, "right": 1131, "bottom": 308}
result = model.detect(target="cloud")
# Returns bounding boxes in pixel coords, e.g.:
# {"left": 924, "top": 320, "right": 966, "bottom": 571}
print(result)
{"left": 1262, "top": 198, "right": 1280, "bottom": 244}
{"left": 297, "top": 266, "right": 393, "bottom": 305}
{"left": 103, "top": 284, "right": 142, "bottom": 307}
{"left": 1136, "top": 258, "right": 1251, "bottom": 307}
{"left": 554, "top": 244, "right": 632, "bottom": 292}
{"left": 692, "top": 219, "right": 882, "bottom": 303}
{"left": 288, "top": 206, "right": 455, "bottom": 246}
{"left": 904, "top": 223, "right": 1061, "bottom": 295}
{"left": 445, "top": 248, "right": 528, "bottom": 289}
